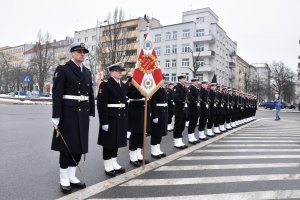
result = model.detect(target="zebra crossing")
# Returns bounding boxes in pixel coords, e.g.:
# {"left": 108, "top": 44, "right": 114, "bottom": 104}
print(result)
{"left": 62, "top": 118, "right": 300, "bottom": 200}
{"left": 92, "top": 118, "right": 300, "bottom": 199}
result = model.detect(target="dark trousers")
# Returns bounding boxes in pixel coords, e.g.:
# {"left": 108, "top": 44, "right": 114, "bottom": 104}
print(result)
{"left": 226, "top": 113, "right": 231, "bottom": 123}
{"left": 207, "top": 115, "right": 216, "bottom": 129}
{"left": 173, "top": 114, "right": 186, "bottom": 138}
{"left": 214, "top": 114, "right": 220, "bottom": 127}
{"left": 129, "top": 133, "right": 143, "bottom": 151}
{"left": 168, "top": 109, "right": 174, "bottom": 124}
{"left": 198, "top": 115, "right": 208, "bottom": 131}
{"left": 188, "top": 114, "right": 199, "bottom": 134}
{"left": 59, "top": 151, "right": 81, "bottom": 169}
{"left": 103, "top": 148, "right": 118, "bottom": 160}
{"left": 151, "top": 135, "right": 162, "bottom": 145}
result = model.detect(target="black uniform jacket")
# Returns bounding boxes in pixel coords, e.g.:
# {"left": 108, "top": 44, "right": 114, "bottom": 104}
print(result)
{"left": 200, "top": 88, "right": 210, "bottom": 116}
{"left": 150, "top": 87, "right": 168, "bottom": 137}
{"left": 51, "top": 60, "right": 95, "bottom": 154}
{"left": 127, "top": 84, "right": 151, "bottom": 134}
{"left": 172, "top": 83, "right": 187, "bottom": 116}
{"left": 187, "top": 85, "right": 200, "bottom": 116}
{"left": 97, "top": 77, "right": 128, "bottom": 149}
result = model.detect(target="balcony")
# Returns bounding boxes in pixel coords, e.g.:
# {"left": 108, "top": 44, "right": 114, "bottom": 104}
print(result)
{"left": 196, "top": 65, "right": 213, "bottom": 72}
{"left": 192, "top": 50, "right": 215, "bottom": 58}
{"left": 230, "top": 51, "right": 236, "bottom": 57}
{"left": 229, "top": 61, "right": 236, "bottom": 68}
{"left": 193, "top": 34, "right": 215, "bottom": 43}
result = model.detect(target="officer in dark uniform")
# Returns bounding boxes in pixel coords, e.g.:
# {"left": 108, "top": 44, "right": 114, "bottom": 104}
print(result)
{"left": 187, "top": 78, "right": 201, "bottom": 144}
{"left": 167, "top": 83, "right": 175, "bottom": 131}
{"left": 207, "top": 83, "right": 217, "bottom": 137}
{"left": 97, "top": 62, "right": 127, "bottom": 177}
{"left": 224, "top": 88, "right": 233, "bottom": 129}
{"left": 150, "top": 87, "right": 168, "bottom": 159}
{"left": 198, "top": 81, "right": 210, "bottom": 140}
{"left": 51, "top": 42, "right": 95, "bottom": 194}
{"left": 172, "top": 75, "right": 188, "bottom": 149}
{"left": 127, "top": 78, "right": 150, "bottom": 167}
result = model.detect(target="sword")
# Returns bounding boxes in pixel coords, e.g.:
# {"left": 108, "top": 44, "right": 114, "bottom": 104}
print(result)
{"left": 54, "top": 127, "right": 83, "bottom": 174}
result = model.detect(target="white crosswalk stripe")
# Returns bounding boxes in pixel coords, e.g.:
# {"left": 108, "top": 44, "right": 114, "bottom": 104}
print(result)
{"left": 82, "top": 118, "right": 300, "bottom": 200}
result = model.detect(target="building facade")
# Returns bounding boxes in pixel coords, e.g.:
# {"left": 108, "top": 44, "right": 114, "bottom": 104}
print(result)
{"left": 253, "top": 62, "right": 271, "bottom": 101}
{"left": 139, "top": 7, "right": 237, "bottom": 86}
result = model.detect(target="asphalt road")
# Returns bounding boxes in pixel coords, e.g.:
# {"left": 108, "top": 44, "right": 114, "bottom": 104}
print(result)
{"left": 0, "top": 104, "right": 299, "bottom": 200}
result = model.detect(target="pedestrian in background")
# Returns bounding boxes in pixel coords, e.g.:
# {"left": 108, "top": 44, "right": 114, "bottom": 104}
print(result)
{"left": 275, "top": 96, "right": 281, "bottom": 121}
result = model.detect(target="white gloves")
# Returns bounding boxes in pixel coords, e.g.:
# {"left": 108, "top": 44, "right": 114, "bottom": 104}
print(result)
{"left": 197, "top": 102, "right": 200, "bottom": 107}
{"left": 206, "top": 104, "right": 209, "bottom": 109}
{"left": 153, "top": 118, "right": 158, "bottom": 123}
{"left": 51, "top": 118, "right": 60, "bottom": 129}
{"left": 102, "top": 124, "right": 109, "bottom": 131}
{"left": 184, "top": 103, "right": 188, "bottom": 108}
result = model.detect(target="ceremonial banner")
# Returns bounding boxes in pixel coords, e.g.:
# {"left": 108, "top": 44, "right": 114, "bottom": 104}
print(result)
{"left": 132, "top": 33, "right": 164, "bottom": 98}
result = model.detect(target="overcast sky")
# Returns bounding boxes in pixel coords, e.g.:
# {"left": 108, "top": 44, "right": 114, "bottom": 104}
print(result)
{"left": 1, "top": 0, "right": 299, "bottom": 71}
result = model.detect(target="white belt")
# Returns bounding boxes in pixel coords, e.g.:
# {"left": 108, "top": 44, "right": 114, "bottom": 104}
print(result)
{"left": 156, "top": 103, "right": 168, "bottom": 107}
{"left": 63, "top": 95, "right": 89, "bottom": 101}
{"left": 129, "top": 98, "right": 145, "bottom": 102}
{"left": 107, "top": 103, "right": 126, "bottom": 108}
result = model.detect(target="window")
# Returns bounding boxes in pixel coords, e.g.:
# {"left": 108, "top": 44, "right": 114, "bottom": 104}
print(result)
{"left": 182, "top": 29, "right": 190, "bottom": 38}
{"left": 85, "top": 37, "right": 88, "bottom": 42}
{"left": 182, "top": 44, "right": 190, "bottom": 53}
{"left": 171, "top": 73, "right": 176, "bottom": 82}
{"left": 92, "top": 35, "right": 96, "bottom": 41}
{"left": 77, "top": 38, "right": 81, "bottom": 42}
{"left": 182, "top": 58, "right": 190, "bottom": 67}
{"left": 196, "top": 17, "right": 205, "bottom": 23}
{"left": 196, "top": 73, "right": 203, "bottom": 81}
{"left": 196, "top": 59, "right": 204, "bottom": 66}
{"left": 165, "top": 45, "right": 170, "bottom": 54}
{"left": 171, "top": 59, "right": 177, "bottom": 68}
{"left": 166, "top": 32, "right": 171, "bottom": 40}
{"left": 185, "top": 73, "right": 189, "bottom": 81}
{"left": 195, "top": 43, "right": 204, "bottom": 52}
{"left": 172, "top": 45, "right": 177, "bottom": 54}
{"left": 196, "top": 29, "right": 205, "bottom": 37}
{"left": 164, "top": 74, "right": 170, "bottom": 82}
{"left": 172, "top": 31, "right": 177, "bottom": 39}
{"left": 154, "top": 47, "right": 161, "bottom": 56}
{"left": 154, "top": 34, "right": 161, "bottom": 43}
{"left": 165, "top": 59, "right": 170, "bottom": 68}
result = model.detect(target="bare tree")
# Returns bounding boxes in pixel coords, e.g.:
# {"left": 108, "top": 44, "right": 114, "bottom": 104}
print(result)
{"left": 97, "top": 8, "right": 137, "bottom": 75}
{"left": 187, "top": 49, "right": 203, "bottom": 78}
{"left": 271, "top": 61, "right": 295, "bottom": 98}
{"left": 0, "top": 52, "right": 11, "bottom": 93}
{"left": 28, "top": 30, "right": 55, "bottom": 94}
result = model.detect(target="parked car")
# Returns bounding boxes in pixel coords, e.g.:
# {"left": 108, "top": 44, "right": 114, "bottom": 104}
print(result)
{"left": 264, "top": 101, "right": 275, "bottom": 109}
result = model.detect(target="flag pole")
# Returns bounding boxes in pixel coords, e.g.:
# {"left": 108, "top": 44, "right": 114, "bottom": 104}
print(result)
{"left": 142, "top": 15, "right": 150, "bottom": 168}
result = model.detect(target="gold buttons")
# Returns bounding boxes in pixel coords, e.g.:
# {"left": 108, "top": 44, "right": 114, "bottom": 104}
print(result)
{"left": 79, "top": 109, "right": 81, "bottom": 111}
{"left": 79, "top": 83, "right": 81, "bottom": 85}
{"left": 78, "top": 91, "right": 81, "bottom": 94}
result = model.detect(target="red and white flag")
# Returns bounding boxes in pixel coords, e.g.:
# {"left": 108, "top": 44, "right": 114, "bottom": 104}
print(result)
{"left": 132, "top": 33, "right": 164, "bottom": 98}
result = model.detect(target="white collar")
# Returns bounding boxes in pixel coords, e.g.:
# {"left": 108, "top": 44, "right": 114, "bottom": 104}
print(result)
{"left": 112, "top": 76, "right": 121, "bottom": 85}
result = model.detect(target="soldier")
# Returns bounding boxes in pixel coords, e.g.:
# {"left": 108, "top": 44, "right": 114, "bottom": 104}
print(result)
{"left": 217, "top": 85, "right": 227, "bottom": 132}
{"left": 187, "top": 78, "right": 201, "bottom": 144}
{"left": 198, "top": 81, "right": 210, "bottom": 140}
{"left": 172, "top": 75, "right": 188, "bottom": 149}
{"left": 97, "top": 62, "right": 127, "bottom": 177}
{"left": 224, "top": 88, "right": 233, "bottom": 129}
{"left": 127, "top": 78, "right": 150, "bottom": 167}
{"left": 207, "top": 83, "right": 217, "bottom": 137}
{"left": 51, "top": 42, "right": 95, "bottom": 194}
{"left": 150, "top": 86, "right": 168, "bottom": 159}
{"left": 167, "top": 83, "right": 175, "bottom": 131}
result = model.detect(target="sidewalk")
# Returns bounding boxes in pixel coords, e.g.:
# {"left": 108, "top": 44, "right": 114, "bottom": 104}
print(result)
{"left": 0, "top": 94, "right": 52, "bottom": 105}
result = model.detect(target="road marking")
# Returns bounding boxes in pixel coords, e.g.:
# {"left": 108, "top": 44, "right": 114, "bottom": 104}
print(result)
{"left": 88, "top": 190, "right": 300, "bottom": 200}
{"left": 155, "top": 163, "right": 300, "bottom": 171}
{"left": 209, "top": 144, "right": 300, "bottom": 147}
{"left": 218, "top": 140, "right": 299, "bottom": 143}
{"left": 227, "top": 137, "right": 300, "bottom": 139}
{"left": 178, "top": 155, "right": 300, "bottom": 160}
{"left": 120, "top": 174, "right": 300, "bottom": 186}
{"left": 197, "top": 149, "right": 300, "bottom": 152}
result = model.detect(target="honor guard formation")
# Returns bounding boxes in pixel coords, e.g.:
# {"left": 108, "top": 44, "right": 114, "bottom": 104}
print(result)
{"left": 51, "top": 42, "right": 257, "bottom": 194}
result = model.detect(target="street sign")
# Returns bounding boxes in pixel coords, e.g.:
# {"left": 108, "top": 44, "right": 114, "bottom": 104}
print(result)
{"left": 23, "top": 75, "right": 30, "bottom": 82}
